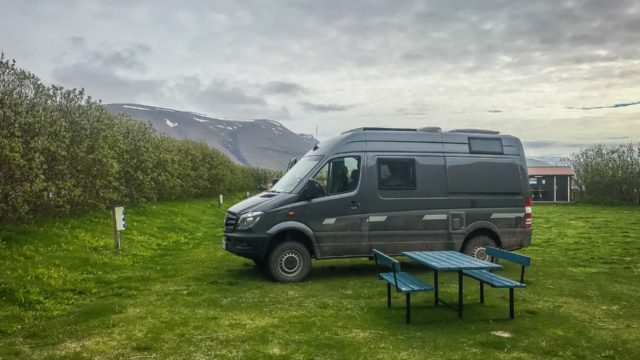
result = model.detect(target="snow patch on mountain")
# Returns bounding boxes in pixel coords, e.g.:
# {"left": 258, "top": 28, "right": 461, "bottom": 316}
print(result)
{"left": 104, "top": 103, "right": 316, "bottom": 170}
{"left": 153, "top": 106, "right": 176, "bottom": 112}
{"left": 123, "top": 105, "right": 150, "bottom": 111}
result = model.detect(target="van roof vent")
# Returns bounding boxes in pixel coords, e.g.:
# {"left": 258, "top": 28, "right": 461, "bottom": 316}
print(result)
{"left": 342, "top": 127, "right": 417, "bottom": 134}
{"left": 448, "top": 129, "right": 500, "bottom": 134}
{"left": 417, "top": 127, "right": 443, "bottom": 133}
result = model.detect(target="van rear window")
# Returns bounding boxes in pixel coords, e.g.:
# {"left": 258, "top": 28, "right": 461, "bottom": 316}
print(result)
{"left": 469, "top": 138, "right": 503, "bottom": 154}
{"left": 378, "top": 158, "right": 416, "bottom": 190}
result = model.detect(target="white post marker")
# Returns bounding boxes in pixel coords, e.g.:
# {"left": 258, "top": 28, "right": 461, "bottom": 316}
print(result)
{"left": 246, "top": 191, "right": 250, "bottom": 198}
{"left": 112, "top": 206, "right": 125, "bottom": 250}
{"left": 219, "top": 194, "right": 224, "bottom": 208}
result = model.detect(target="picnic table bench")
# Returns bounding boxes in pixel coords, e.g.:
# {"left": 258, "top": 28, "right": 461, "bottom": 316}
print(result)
{"left": 373, "top": 249, "right": 434, "bottom": 324}
{"left": 374, "top": 248, "right": 532, "bottom": 322}
{"left": 463, "top": 246, "right": 531, "bottom": 319}
{"left": 403, "top": 251, "right": 502, "bottom": 319}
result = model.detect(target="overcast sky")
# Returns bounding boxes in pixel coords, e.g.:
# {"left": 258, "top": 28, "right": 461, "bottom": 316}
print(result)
{"left": 2, "top": 0, "right": 639, "bottom": 157}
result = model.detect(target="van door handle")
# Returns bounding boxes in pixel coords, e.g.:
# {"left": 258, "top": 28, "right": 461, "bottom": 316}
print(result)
{"left": 347, "top": 201, "right": 361, "bottom": 209}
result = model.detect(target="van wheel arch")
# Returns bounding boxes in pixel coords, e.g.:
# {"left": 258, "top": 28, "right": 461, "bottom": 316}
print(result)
{"left": 461, "top": 229, "right": 501, "bottom": 261}
{"left": 265, "top": 229, "right": 315, "bottom": 260}
{"left": 462, "top": 228, "right": 501, "bottom": 249}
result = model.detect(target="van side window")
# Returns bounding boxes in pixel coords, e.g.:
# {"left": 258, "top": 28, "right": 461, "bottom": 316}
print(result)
{"left": 469, "top": 138, "right": 503, "bottom": 154}
{"left": 446, "top": 157, "right": 521, "bottom": 194}
{"left": 312, "top": 156, "right": 361, "bottom": 196}
{"left": 378, "top": 158, "right": 416, "bottom": 190}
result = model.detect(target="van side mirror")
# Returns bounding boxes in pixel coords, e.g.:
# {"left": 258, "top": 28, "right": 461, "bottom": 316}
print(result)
{"left": 301, "top": 180, "right": 324, "bottom": 200}
{"left": 286, "top": 158, "right": 297, "bottom": 171}
{"left": 271, "top": 178, "right": 279, "bottom": 187}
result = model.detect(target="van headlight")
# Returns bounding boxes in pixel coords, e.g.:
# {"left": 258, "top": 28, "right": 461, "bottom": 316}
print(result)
{"left": 237, "top": 211, "right": 263, "bottom": 229}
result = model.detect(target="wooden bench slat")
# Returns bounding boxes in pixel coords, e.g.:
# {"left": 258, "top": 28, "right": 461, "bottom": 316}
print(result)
{"left": 409, "top": 251, "right": 452, "bottom": 269}
{"left": 397, "top": 273, "right": 435, "bottom": 292}
{"left": 439, "top": 251, "right": 490, "bottom": 269}
{"left": 373, "top": 249, "right": 400, "bottom": 272}
{"left": 464, "top": 270, "right": 514, "bottom": 287}
{"left": 380, "top": 272, "right": 434, "bottom": 292}
{"left": 463, "top": 270, "right": 526, "bottom": 288}
{"left": 486, "top": 247, "right": 531, "bottom": 266}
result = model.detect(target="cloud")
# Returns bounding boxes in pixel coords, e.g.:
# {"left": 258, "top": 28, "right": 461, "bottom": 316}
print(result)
{"left": 2, "top": 0, "right": 639, "bottom": 153}
{"left": 88, "top": 45, "right": 151, "bottom": 71}
{"left": 523, "top": 136, "right": 636, "bottom": 157}
{"left": 51, "top": 62, "right": 163, "bottom": 102}
{"left": 262, "top": 81, "right": 307, "bottom": 96}
{"left": 63, "top": 37, "right": 151, "bottom": 71}
{"left": 50, "top": 40, "right": 290, "bottom": 120}
{"left": 172, "top": 76, "right": 266, "bottom": 106}
{"left": 166, "top": 76, "right": 290, "bottom": 120}
{"left": 51, "top": 40, "right": 160, "bottom": 101}
{"left": 299, "top": 101, "right": 354, "bottom": 112}
{"left": 524, "top": 140, "right": 605, "bottom": 156}
{"left": 524, "top": 140, "right": 562, "bottom": 149}
{"left": 570, "top": 101, "right": 640, "bottom": 111}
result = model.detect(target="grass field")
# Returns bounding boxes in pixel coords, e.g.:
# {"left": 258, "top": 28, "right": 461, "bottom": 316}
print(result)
{"left": 1, "top": 196, "right": 639, "bottom": 359}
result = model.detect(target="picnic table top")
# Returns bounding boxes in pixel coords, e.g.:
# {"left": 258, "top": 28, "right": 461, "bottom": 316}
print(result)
{"left": 403, "top": 251, "right": 503, "bottom": 271}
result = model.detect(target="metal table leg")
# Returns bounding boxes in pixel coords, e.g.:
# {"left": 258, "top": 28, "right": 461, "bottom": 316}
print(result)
{"left": 434, "top": 270, "right": 439, "bottom": 306}
{"left": 458, "top": 270, "right": 463, "bottom": 318}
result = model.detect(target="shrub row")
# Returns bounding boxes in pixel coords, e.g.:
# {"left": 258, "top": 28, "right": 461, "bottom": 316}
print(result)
{"left": 0, "top": 55, "right": 279, "bottom": 222}
{"left": 572, "top": 143, "right": 640, "bottom": 204}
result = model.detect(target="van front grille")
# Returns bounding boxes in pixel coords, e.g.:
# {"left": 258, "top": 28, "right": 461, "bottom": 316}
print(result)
{"left": 224, "top": 212, "right": 238, "bottom": 233}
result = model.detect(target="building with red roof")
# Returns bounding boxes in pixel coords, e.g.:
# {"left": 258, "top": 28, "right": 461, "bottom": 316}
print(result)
{"left": 527, "top": 159, "right": 574, "bottom": 202}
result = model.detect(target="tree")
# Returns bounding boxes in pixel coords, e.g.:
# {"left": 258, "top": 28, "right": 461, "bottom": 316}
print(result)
{"left": 0, "top": 54, "right": 277, "bottom": 222}
{"left": 572, "top": 143, "right": 640, "bottom": 204}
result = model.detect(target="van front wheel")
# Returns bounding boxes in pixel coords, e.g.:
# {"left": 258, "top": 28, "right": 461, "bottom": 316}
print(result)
{"left": 462, "top": 235, "right": 497, "bottom": 262}
{"left": 267, "top": 241, "right": 311, "bottom": 282}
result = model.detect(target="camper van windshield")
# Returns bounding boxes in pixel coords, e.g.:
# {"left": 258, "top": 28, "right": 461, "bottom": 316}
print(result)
{"left": 271, "top": 156, "right": 322, "bottom": 193}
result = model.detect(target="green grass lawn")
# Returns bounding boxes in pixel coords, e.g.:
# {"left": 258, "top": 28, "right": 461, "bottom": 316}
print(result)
{"left": 1, "top": 196, "right": 639, "bottom": 359}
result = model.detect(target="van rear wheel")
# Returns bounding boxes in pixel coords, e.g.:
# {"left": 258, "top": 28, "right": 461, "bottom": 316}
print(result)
{"left": 267, "top": 241, "right": 311, "bottom": 282}
{"left": 463, "top": 235, "right": 497, "bottom": 262}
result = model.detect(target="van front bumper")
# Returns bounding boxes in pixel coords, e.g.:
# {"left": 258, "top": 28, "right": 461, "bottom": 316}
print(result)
{"left": 222, "top": 233, "right": 270, "bottom": 260}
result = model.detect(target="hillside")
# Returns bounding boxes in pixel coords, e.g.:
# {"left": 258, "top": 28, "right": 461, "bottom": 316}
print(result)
{"left": 104, "top": 103, "right": 315, "bottom": 170}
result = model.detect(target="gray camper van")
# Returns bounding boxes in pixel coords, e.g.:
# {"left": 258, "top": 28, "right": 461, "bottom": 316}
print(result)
{"left": 222, "top": 127, "right": 532, "bottom": 282}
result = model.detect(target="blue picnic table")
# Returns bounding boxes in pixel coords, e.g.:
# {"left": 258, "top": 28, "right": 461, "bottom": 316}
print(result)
{"left": 403, "top": 251, "right": 502, "bottom": 318}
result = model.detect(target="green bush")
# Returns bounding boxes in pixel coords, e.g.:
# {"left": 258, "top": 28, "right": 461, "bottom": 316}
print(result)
{"left": 572, "top": 143, "right": 640, "bottom": 204}
{"left": 0, "top": 54, "right": 280, "bottom": 222}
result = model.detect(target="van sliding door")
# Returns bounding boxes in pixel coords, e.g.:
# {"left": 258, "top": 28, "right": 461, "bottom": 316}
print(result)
{"left": 367, "top": 154, "right": 449, "bottom": 255}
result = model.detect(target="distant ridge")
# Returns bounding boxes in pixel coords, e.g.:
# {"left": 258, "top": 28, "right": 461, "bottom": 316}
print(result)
{"left": 105, "top": 103, "right": 315, "bottom": 170}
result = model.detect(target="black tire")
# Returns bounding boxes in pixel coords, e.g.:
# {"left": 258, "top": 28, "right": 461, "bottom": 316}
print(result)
{"left": 462, "top": 235, "right": 497, "bottom": 262}
{"left": 267, "top": 241, "right": 312, "bottom": 282}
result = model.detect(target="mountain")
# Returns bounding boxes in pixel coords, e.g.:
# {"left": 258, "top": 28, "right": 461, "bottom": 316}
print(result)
{"left": 528, "top": 156, "right": 571, "bottom": 166}
{"left": 104, "top": 103, "right": 315, "bottom": 170}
